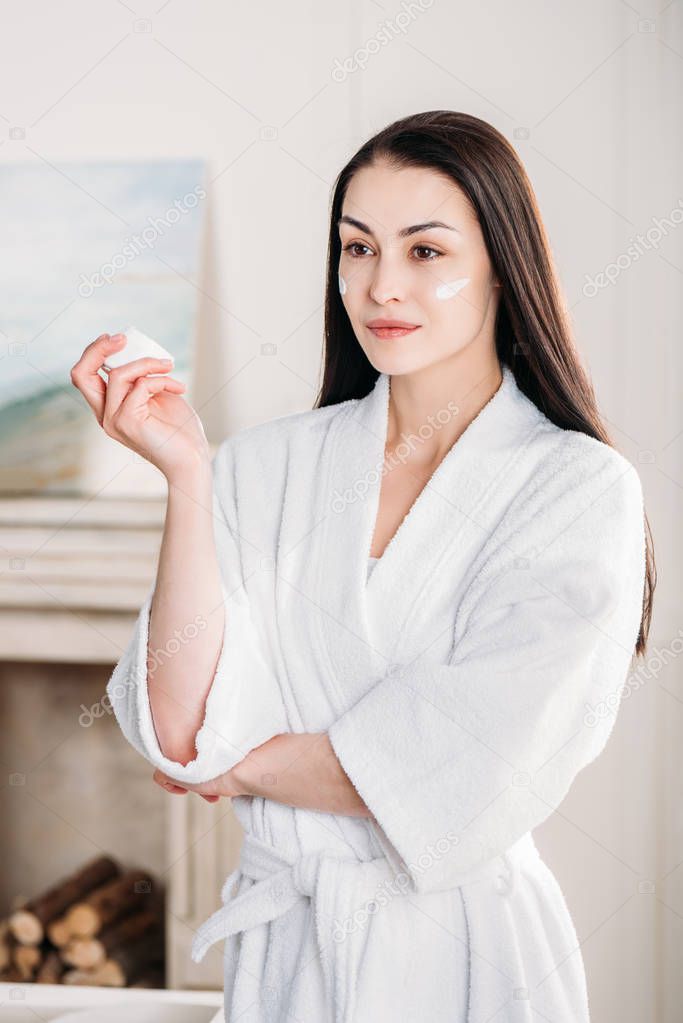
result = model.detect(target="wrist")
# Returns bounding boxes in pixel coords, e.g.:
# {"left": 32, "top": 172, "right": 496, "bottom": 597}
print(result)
{"left": 230, "top": 733, "right": 310, "bottom": 802}
{"left": 230, "top": 742, "right": 269, "bottom": 798}
{"left": 165, "top": 449, "right": 212, "bottom": 491}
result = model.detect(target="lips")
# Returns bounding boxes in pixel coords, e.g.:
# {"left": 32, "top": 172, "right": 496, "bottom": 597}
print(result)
{"left": 366, "top": 319, "right": 421, "bottom": 340}
{"left": 367, "top": 319, "right": 419, "bottom": 329}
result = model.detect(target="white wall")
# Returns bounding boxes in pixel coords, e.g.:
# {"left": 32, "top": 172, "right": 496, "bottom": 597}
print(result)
{"left": 2, "top": 0, "right": 680, "bottom": 1016}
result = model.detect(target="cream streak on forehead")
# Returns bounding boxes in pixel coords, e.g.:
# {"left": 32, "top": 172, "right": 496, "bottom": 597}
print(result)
{"left": 436, "top": 278, "right": 470, "bottom": 300}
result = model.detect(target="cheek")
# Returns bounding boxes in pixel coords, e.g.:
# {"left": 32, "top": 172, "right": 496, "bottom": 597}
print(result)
{"left": 337, "top": 256, "right": 372, "bottom": 312}
{"left": 425, "top": 274, "right": 488, "bottom": 338}
{"left": 433, "top": 276, "right": 470, "bottom": 301}
{"left": 414, "top": 272, "right": 473, "bottom": 313}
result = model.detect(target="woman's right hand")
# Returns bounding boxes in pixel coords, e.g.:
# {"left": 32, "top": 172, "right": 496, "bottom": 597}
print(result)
{"left": 152, "top": 770, "right": 221, "bottom": 803}
{"left": 70, "top": 332, "right": 211, "bottom": 482}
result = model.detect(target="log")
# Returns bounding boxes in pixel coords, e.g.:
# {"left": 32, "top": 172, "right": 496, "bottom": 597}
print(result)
{"left": 13, "top": 942, "right": 41, "bottom": 979}
{"left": 104, "top": 926, "right": 164, "bottom": 986}
{"left": 63, "top": 951, "right": 161, "bottom": 988}
{"left": 62, "top": 909, "right": 160, "bottom": 969}
{"left": 60, "top": 935, "right": 103, "bottom": 970}
{"left": 63, "top": 869, "right": 154, "bottom": 939}
{"left": 131, "top": 965, "right": 164, "bottom": 988}
{"left": 0, "top": 964, "right": 23, "bottom": 983}
{"left": 99, "top": 908, "right": 161, "bottom": 957}
{"left": 47, "top": 915, "right": 72, "bottom": 948}
{"left": 0, "top": 919, "right": 11, "bottom": 972}
{"left": 9, "top": 856, "right": 120, "bottom": 944}
{"left": 63, "top": 963, "right": 117, "bottom": 986}
{"left": 36, "top": 949, "right": 64, "bottom": 984}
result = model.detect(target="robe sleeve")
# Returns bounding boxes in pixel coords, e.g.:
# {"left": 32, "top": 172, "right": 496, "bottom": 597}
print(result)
{"left": 105, "top": 435, "right": 288, "bottom": 785}
{"left": 327, "top": 444, "right": 647, "bottom": 893}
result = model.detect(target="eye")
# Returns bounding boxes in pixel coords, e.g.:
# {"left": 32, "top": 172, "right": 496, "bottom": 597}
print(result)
{"left": 342, "top": 242, "right": 372, "bottom": 258}
{"left": 412, "top": 245, "right": 442, "bottom": 261}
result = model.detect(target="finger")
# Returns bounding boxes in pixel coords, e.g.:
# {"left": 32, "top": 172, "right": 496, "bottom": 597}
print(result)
{"left": 153, "top": 768, "right": 222, "bottom": 800}
{"left": 104, "top": 357, "right": 178, "bottom": 421}
{"left": 163, "top": 781, "right": 189, "bottom": 794}
{"left": 70, "top": 334, "right": 126, "bottom": 421}
{"left": 122, "top": 374, "right": 186, "bottom": 416}
{"left": 152, "top": 769, "right": 187, "bottom": 794}
{"left": 103, "top": 376, "right": 185, "bottom": 440}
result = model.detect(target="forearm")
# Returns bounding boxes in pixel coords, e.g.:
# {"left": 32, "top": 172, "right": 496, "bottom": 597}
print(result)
{"left": 232, "top": 732, "right": 373, "bottom": 818}
{"left": 148, "top": 456, "right": 225, "bottom": 765}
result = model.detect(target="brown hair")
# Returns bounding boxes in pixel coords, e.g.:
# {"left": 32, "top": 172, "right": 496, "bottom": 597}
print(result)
{"left": 315, "top": 110, "right": 655, "bottom": 656}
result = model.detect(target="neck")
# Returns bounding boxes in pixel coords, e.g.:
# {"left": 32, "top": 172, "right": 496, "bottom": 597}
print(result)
{"left": 386, "top": 354, "right": 503, "bottom": 467}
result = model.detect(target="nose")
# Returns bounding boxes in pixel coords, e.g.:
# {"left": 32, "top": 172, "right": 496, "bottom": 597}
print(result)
{"left": 368, "top": 252, "right": 409, "bottom": 305}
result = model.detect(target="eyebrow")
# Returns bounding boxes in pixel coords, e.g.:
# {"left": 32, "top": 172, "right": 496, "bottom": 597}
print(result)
{"left": 337, "top": 215, "right": 460, "bottom": 238}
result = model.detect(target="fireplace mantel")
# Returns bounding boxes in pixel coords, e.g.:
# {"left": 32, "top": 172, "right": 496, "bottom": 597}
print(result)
{"left": 0, "top": 494, "right": 165, "bottom": 664}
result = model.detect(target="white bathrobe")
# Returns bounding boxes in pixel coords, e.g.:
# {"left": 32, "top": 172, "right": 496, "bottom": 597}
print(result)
{"left": 106, "top": 363, "right": 646, "bottom": 1022}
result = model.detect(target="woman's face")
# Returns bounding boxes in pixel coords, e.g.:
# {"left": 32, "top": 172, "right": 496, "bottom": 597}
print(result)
{"left": 338, "top": 160, "right": 501, "bottom": 376}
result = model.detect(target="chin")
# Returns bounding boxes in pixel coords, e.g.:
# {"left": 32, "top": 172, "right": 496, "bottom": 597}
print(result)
{"left": 363, "top": 350, "right": 415, "bottom": 376}
{"left": 363, "top": 345, "right": 445, "bottom": 378}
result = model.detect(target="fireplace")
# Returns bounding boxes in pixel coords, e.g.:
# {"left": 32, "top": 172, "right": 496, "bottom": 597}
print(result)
{"left": 0, "top": 490, "right": 241, "bottom": 993}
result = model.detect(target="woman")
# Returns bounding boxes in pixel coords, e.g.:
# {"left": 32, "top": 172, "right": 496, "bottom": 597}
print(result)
{"left": 72, "top": 111, "right": 655, "bottom": 1022}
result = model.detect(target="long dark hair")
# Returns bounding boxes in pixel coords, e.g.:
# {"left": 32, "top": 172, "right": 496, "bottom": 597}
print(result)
{"left": 315, "top": 110, "right": 655, "bottom": 656}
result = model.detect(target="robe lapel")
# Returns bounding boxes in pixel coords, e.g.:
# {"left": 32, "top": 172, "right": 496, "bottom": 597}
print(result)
{"left": 365, "top": 363, "right": 547, "bottom": 663}
{"left": 307, "top": 363, "right": 545, "bottom": 716}
{"left": 303, "top": 373, "right": 391, "bottom": 713}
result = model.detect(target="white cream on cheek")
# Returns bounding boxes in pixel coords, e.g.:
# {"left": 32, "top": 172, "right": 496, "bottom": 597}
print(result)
{"left": 435, "top": 278, "right": 470, "bottom": 300}
{"left": 338, "top": 272, "right": 347, "bottom": 296}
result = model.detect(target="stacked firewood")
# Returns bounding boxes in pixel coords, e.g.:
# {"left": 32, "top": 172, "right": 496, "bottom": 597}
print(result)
{"left": 0, "top": 855, "right": 165, "bottom": 987}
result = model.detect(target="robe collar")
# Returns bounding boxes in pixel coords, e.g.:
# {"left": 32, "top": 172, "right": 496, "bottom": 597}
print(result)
{"left": 311, "top": 361, "right": 547, "bottom": 706}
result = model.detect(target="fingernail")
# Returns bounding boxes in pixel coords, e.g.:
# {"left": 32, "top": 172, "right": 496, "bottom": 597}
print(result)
{"left": 161, "top": 358, "right": 173, "bottom": 364}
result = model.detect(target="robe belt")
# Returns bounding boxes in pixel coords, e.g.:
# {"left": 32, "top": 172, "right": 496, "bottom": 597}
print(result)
{"left": 190, "top": 829, "right": 538, "bottom": 1023}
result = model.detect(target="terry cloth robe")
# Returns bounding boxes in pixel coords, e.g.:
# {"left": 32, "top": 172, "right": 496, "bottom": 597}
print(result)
{"left": 106, "top": 363, "right": 646, "bottom": 1023}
